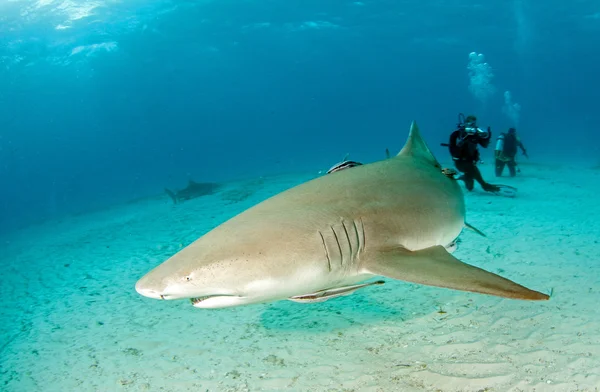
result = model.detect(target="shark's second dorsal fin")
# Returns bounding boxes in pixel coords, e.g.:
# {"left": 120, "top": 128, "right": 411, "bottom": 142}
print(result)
{"left": 397, "top": 121, "right": 440, "bottom": 167}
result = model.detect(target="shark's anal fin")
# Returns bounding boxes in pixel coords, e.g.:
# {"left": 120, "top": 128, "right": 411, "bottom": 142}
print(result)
{"left": 364, "top": 245, "right": 549, "bottom": 301}
{"left": 288, "top": 280, "right": 385, "bottom": 303}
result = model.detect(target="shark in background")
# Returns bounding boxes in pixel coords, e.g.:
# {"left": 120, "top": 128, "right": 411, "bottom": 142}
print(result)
{"left": 164, "top": 180, "right": 222, "bottom": 204}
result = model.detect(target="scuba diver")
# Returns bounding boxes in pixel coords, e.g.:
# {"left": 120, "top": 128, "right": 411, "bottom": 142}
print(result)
{"left": 443, "top": 114, "right": 515, "bottom": 196}
{"left": 495, "top": 127, "right": 528, "bottom": 177}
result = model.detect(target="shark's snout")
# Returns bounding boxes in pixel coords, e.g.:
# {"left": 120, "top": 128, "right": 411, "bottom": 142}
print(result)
{"left": 135, "top": 272, "right": 177, "bottom": 300}
{"left": 135, "top": 270, "right": 211, "bottom": 301}
{"left": 135, "top": 280, "right": 165, "bottom": 300}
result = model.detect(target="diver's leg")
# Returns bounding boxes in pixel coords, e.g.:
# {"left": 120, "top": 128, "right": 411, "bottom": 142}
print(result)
{"left": 464, "top": 174, "right": 474, "bottom": 191}
{"left": 453, "top": 160, "right": 464, "bottom": 182}
{"left": 508, "top": 160, "right": 517, "bottom": 177}
{"left": 453, "top": 160, "right": 464, "bottom": 173}
{"left": 495, "top": 159, "right": 505, "bottom": 177}
{"left": 454, "top": 161, "right": 474, "bottom": 191}
{"left": 472, "top": 165, "right": 500, "bottom": 193}
{"left": 462, "top": 162, "right": 476, "bottom": 191}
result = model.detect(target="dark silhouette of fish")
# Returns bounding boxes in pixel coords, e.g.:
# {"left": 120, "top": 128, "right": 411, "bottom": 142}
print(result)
{"left": 164, "top": 180, "right": 221, "bottom": 204}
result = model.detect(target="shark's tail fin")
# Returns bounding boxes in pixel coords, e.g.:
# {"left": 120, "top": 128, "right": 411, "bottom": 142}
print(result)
{"left": 165, "top": 188, "right": 178, "bottom": 204}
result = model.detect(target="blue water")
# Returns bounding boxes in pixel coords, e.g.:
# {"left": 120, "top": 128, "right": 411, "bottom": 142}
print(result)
{"left": 1, "top": 0, "right": 598, "bottom": 233}
{"left": 2, "top": 2, "right": 600, "bottom": 391}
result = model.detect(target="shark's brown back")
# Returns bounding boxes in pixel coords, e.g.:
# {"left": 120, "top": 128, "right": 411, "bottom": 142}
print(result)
{"left": 178, "top": 122, "right": 465, "bottom": 273}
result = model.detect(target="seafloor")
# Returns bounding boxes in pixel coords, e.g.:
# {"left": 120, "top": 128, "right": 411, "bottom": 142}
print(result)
{"left": 1, "top": 161, "right": 599, "bottom": 392}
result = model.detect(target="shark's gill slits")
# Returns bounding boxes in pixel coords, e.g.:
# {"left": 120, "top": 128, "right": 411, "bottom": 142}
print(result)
{"left": 318, "top": 231, "right": 332, "bottom": 272}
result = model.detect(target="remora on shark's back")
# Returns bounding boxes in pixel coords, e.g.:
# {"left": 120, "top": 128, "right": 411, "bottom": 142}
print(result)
{"left": 136, "top": 121, "right": 549, "bottom": 309}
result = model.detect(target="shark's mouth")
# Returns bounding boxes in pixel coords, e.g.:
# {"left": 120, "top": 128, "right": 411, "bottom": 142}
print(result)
{"left": 190, "top": 296, "right": 216, "bottom": 305}
{"left": 189, "top": 294, "right": 240, "bottom": 306}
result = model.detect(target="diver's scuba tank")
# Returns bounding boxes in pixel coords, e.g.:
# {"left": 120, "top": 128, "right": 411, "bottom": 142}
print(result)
{"left": 495, "top": 133, "right": 505, "bottom": 153}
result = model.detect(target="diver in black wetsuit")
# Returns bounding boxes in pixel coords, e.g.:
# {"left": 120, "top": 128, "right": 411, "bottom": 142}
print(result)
{"left": 446, "top": 114, "right": 500, "bottom": 193}
{"left": 495, "top": 127, "right": 528, "bottom": 177}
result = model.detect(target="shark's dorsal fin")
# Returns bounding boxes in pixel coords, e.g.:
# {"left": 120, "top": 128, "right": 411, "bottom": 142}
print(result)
{"left": 188, "top": 179, "right": 197, "bottom": 186}
{"left": 397, "top": 121, "right": 440, "bottom": 167}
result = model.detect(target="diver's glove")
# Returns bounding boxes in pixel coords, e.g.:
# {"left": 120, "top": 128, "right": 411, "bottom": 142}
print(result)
{"left": 522, "top": 149, "right": 529, "bottom": 158}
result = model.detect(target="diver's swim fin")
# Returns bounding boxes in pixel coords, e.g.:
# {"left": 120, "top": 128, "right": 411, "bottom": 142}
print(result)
{"left": 493, "top": 184, "right": 517, "bottom": 198}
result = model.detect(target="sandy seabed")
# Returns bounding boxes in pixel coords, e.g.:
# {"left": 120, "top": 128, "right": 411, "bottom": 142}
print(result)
{"left": 1, "top": 162, "right": 599, "bottom": 392}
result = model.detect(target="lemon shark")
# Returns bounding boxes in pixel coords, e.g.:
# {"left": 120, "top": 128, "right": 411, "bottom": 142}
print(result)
{"left": 136, "top": 121, "right": 549, "bottom": 309}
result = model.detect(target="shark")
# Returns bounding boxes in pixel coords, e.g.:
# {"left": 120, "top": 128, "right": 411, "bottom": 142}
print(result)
{"left": 136, "top": 121, "right": 549, "bottom": 309}
{"left": 164, "top": 180, "right": 221, "bottom": 204}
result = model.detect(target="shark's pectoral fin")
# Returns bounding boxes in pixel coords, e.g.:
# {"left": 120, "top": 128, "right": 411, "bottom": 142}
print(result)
{"left": 364, "top": 245, "right": 549, "bottom": 301}
{"left": 288, "top": 280, "right": 385, "bottom": 303}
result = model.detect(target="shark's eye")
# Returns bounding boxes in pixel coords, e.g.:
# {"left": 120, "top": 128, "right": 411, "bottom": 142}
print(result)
{"left": 185, "top": 276, "right": 192, "bottom": 282}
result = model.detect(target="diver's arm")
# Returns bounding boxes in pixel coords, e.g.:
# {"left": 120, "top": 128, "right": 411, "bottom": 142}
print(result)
{"left": 518, "top": 138, "right": 528, "bottom": 157}
{"left": 477, "top": 127, "right": 492, "bottom": 148}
